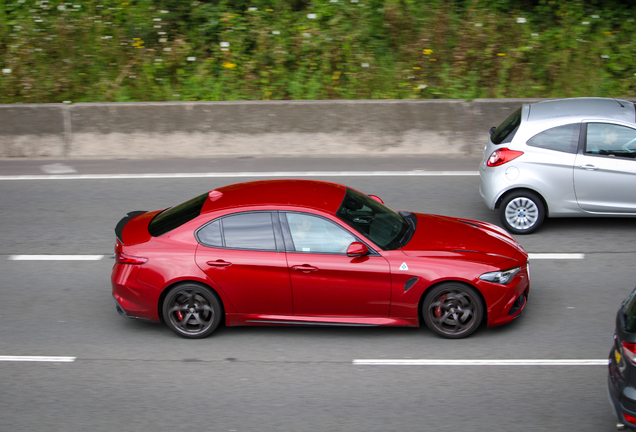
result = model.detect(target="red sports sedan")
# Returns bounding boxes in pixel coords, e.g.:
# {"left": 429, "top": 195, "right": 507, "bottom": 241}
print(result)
{"left": 112, "top": 179, "right": 529, "bottom": 339}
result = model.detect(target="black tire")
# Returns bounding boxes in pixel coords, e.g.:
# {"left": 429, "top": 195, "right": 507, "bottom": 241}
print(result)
{"left": 162, "top": 283, "right": 222, "bottom": 339}
{"left": 500, "top": 190, "right": 545, "bottom": 235}
{"left": 422, "top": 283, "right": 484, "bottom": 339}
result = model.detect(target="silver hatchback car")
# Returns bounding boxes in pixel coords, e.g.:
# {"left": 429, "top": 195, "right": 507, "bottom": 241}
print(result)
{"left": 480, "top": 97, "right": 636, "bottom": 234}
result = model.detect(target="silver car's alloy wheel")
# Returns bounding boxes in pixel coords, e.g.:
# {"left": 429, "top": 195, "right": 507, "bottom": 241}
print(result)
{"left": 505, "top": 197, "right": 539, "bottom": 230}
{"left": 500, "top": 191, "right": 545, "bottom": 234}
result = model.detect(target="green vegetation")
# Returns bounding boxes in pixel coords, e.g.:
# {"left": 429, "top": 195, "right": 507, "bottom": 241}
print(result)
{"left": 1, "top": 0, "right": 635, "bottom": 103}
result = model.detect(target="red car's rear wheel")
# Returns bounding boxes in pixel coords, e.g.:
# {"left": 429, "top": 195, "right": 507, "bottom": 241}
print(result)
{"left": 163, "top": 283, "right": 222, "bottom": 339}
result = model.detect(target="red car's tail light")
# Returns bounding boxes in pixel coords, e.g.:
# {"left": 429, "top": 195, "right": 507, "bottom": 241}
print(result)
{"left": 486, "top": 148, "right": 524, "bottom": 167}
{"left": 622, "top": 342, "right": 636, "bottom": 365}
{"left": 116, "top": 251, "right": 148, "bottom": 265}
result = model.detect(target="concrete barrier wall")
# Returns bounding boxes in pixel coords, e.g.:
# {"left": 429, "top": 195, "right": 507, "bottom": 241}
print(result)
{"left": 0, "top": 99, "right": 548, "bottom": 159}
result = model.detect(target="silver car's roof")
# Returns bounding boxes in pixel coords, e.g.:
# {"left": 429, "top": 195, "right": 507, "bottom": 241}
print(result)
{"left": 527, "top": 97, "right": 635, "bottom": 123}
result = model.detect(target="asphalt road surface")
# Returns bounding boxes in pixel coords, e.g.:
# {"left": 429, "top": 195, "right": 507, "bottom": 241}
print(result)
{"left": 1, "top": 156, "right": 634, "bottom": 432}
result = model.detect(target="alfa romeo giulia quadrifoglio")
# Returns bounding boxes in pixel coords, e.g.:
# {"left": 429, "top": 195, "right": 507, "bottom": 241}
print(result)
{"left": 112, "top": 180, "right": 530, "bottom": 339}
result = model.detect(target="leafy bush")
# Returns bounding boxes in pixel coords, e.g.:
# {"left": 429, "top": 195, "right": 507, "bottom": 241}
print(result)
{"left": 1, "top": 0, "right": 635, "bottom": 103}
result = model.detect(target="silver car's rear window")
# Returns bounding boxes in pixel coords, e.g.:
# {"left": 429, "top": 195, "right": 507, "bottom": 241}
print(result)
{"left": 492, "top": 107, "right": 521, "bottom": 145}
{"left": 622, "top": 289, "right": 636, "bottom": 333}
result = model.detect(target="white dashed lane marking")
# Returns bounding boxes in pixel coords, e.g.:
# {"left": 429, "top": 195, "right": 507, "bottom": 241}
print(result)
{"left": 353, "top": 359, "right": 607, "bottom": 366}
{"left": 40, "top": 163, "right": 77, "bottom": 174}
{"left": 8, "top": 255, "right": 105, "bottom": 261}
{"left": 528, "top": 253, "right": 585, "bottom": 260}
{"left": 0, "top": 356, "right": 76, "bottom": 362}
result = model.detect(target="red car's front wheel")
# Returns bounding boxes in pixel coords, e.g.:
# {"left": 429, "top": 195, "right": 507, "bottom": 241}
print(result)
{"left": 423, "top": 283, "right": 484, "bottom": 339}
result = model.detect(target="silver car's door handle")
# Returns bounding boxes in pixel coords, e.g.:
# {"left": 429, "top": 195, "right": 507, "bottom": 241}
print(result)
{"left": 579, "top": 164, "right": 599, "bottom": 170}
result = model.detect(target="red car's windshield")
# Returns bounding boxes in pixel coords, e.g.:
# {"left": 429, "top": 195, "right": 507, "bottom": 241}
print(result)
{"left": 336, "top": 188, "right": 412, "bottom": 250}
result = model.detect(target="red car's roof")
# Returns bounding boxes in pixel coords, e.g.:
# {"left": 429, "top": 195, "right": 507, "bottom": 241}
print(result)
{"left": 201, "top": 179, "right": 347, "bottom": 214}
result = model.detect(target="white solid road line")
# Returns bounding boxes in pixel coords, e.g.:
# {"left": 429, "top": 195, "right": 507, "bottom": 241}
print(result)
{"left": 5, "top": 254, "right": 585, "bottom": 261}
{"left": 353, "top": 359, "right": 608, "bottom": 366}
{"left": 0, "top": 356, "right": 608, "bottom": 365}
{"left": 528, "top": 253, "right": 585, "bottom": 260}
{"left": 0, "top": 356, "right": 76, "bottom": 362}
{"left": 8, "top": 255, "right": 105, "bottom": 261}
{"left": 0, "top": 171, "right": 479, "bottom": 181}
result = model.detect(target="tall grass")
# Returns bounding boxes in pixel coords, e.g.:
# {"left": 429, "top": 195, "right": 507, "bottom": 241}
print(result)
{"left": 1, "top": 0, "right": 635, "bottom": 103}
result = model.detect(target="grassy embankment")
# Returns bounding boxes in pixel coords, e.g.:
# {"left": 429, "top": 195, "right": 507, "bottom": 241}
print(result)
{"left": 1, "top": 0, "right": 635, "bottom": 103}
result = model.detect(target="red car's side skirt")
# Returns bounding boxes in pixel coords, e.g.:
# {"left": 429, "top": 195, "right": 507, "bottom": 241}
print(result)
{"left": 226, "top": 314, "right": 419, "bottom": 328}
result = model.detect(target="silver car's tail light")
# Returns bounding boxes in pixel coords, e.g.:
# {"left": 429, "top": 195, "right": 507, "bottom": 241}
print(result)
{"left": 487, "top": 148, "right": 524, "bottom": 167}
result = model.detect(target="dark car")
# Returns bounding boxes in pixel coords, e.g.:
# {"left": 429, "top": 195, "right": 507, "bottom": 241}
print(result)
{"left": 112, "top": 179, "right": 530, "bottom": 339}
{"left": 609, "top": 287, "right": 636, "bottom": 430}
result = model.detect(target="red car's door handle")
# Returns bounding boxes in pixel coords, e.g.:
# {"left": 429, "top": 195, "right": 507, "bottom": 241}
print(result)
{"left": 292, "top": 264, "right": 318, "bottom": 272}
{"left": 206, "top": 260, "right": 232, "bottom": 267}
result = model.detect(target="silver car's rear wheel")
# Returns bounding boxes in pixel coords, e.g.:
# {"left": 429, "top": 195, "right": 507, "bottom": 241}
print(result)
{"left": 500, "top": 191, "right": 545, "bottom": 234}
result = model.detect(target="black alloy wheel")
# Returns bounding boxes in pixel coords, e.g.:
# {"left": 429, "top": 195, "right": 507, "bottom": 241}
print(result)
{"left": 423, "top": 283, "right": 484, "bottom": 339}
{"left": 163, "top": 283, "right": 222, "bottom": 339}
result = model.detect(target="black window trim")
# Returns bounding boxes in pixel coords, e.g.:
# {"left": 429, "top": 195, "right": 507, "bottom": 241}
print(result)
{"left": 280, "top": 210, "right": 380, "bottom": 256}
{"left": 195, "top": 210, "right": 284, "bottom": 252}
{"left": 577, "top": 122, "right": 587, "bottom": 154}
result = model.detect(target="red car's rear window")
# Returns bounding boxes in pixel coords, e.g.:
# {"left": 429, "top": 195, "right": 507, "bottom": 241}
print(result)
{"left": 148, "top": 193, "right": 207, "bottom": 237}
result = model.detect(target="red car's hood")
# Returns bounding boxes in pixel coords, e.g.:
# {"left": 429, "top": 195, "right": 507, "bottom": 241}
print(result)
{"left": 401, "top": 213, "right": 522, "bottom": 265}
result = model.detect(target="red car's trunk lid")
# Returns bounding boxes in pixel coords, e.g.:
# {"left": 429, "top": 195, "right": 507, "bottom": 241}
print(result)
{"left": 115, "top": 210, "right": 160, "bottom": 245}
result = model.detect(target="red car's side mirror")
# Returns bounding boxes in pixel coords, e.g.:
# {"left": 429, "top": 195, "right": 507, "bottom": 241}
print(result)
{"left": 369, "top": 194, "right": 384, "bottom": 204}
{"left": 347, "top": 242, "right": 369, "bottom": 257}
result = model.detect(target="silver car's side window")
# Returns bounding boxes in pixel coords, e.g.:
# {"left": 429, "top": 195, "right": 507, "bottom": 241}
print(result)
{"left": 586, "top": 123, "right": 636, "bottom": 159}
{"left": 526, "top": 123, "right": 579, "bottom": 153}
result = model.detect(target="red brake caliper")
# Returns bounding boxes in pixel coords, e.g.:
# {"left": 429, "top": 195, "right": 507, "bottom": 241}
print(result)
{"left": 435, "top": 294, "right": 446, "bottom": 318}
{"left": 176, "top": 302, "right": 184, "bottom": 321}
